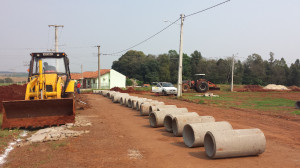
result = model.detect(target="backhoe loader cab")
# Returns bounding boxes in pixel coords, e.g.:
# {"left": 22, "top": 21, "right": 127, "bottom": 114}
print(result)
{"left": 2, "top": 52, "right": 75, "bottom": 129}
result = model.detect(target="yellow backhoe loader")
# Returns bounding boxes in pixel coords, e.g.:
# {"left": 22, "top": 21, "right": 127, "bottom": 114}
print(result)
{"left": 2, "top": 52, "right": 75, "bottom": 129}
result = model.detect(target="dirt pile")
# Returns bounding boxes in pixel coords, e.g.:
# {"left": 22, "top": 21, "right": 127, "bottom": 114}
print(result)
{"left": 288, "top": 86, "right": 300, "bottom": 91}
{"left": 236, "top": 85, "right": 265, "bottom": 92}
{"left": 0, "top": 84, "right": 27, "bottom": 112}
{"left": 110, "top": 87, "right": 148, "bottom": 94}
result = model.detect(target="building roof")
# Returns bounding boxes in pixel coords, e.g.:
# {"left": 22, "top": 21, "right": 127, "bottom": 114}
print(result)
{"left": 71, "top": 69, "right": 110, "bottom": 80}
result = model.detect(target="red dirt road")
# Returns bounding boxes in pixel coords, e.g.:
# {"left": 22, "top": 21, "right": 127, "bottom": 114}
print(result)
{"left": 3, "top": 93, "right": 300, "bottom": 168}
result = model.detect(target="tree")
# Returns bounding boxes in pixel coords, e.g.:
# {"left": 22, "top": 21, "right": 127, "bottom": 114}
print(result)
{"left": 190, "top": 50, "right": 202, "bottom": 75}
{"left": 168, "top": 50, "right": 178, "bottom": 83}
{"left": 112, "top": 50, "right": 146, "bottom": 81}
{"left": 288, "top": 59, "right": 300, "bottom": 86}
{"left": 140, "top": 55, "right": 159, "bottom": 83}
{"left": 157, "top": 54, "right": 170, "bottom": 82}
{"left": 242, "top": 54, "right": 266, "bottom": 85}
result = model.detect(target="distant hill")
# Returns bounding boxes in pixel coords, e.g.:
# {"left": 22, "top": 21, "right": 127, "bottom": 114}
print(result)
{"left": 0, "top": 71, "right": 28, "bottom": 77}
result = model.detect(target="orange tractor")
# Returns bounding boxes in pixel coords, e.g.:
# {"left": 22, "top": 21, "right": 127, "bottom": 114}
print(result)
{"left": 182, "top": 74, "right": 220, "bottom": 93}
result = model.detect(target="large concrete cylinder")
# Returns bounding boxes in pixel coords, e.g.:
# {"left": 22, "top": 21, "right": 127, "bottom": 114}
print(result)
{"left": 132, "top": 98, "right": 147, "bottom": 110}
{"left": 112, "top": 93, "right": 129, "bottom": 103}
{"left": 172, "top": 115, "right": 215, "bottom": 136}
{"left": 140, "top": 101, "right": 165, "bottom": 116}
{"left": 135, "top": 99, "right": 153, "bottom": 111}
{"left": 100, "top": 90, "right": 109, "bottom": 96}
{"left": 119, "top": 95, "right": 131, "bottom": 105}
{"left": 92, "top": 90, "right": 101, "bottom": 94}
{"left": 204, "top": 129, "right": 266, "bottom": 159}
{"left": 126, "top": 96, "right": 138, "bottom": 107}
{"left": 149, "top": 104, "right": 177, "bottom": 113}
{"left": 108, "top": 91, "right": 118, "bottom": 99}
{"left": 105, "top": 91, "right": 114, "bottom": 97}
{"left": 136, "top": 99, "right": 154, "bottom": 111}
{"left": 164, "top": 112, "right": 199, "bottom": 132}
{"left": 149, "top": 108, "right": 189, "bottom": 127}
{"left": 296, "top": 101, "right": 300, "bottom": 109}
{"left": 183, "top": 121, "right": 233, "bottom": 147}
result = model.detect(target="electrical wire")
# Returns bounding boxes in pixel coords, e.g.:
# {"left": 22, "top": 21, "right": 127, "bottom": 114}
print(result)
{"left": 185, "top": 0, "right": 231, "bottom": 18}
{"left": 102, "top": 18, "right": 181, "bottom": 56}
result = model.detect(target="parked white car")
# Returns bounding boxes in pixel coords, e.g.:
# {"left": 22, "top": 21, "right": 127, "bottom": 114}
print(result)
{"left": 151, "top": 82, "right": 177, "bottom": 96}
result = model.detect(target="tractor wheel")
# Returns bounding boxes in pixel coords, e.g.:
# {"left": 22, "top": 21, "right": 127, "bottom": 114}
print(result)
{"left": 196, "top": 81, "right": 209, "bottom": 93}
{"left": 182, "top": 83, "right": 190, "bottom": 92}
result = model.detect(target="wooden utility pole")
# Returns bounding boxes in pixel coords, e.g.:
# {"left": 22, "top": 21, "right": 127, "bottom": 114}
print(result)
{"left": 97, "top": 45, "right": 101, "bottom": 89}
{"left": 177, "top": 14, "right": 184, "bottom": 97}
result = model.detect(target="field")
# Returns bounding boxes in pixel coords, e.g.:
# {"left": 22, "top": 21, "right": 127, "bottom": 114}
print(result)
{"left": 0, "top": 85, "right": 300, "bottom": 167}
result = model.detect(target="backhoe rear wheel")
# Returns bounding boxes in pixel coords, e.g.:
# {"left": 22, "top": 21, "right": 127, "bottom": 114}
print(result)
{"left": 196, "top": 81, "right": 209, "bottom": 93}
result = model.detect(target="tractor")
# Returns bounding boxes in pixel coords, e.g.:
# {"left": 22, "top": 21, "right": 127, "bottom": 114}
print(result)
{"left": 182, "top": 74, "right": 220, "bottom": 93}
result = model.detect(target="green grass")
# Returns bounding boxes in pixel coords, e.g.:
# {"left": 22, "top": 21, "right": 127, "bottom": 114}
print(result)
{"left": 291, "top": 110, "right": 300, "bottom": 115}
{"left": 134, "top": 87, "right": 152, "bottom": 91}
{"left": 180, "top": 91, "right": 297, "bottom": 113}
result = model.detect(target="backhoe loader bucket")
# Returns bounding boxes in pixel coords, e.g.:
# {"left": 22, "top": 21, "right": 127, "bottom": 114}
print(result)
{"left": 2, "top": 98, "right": 75, "bottom": 129}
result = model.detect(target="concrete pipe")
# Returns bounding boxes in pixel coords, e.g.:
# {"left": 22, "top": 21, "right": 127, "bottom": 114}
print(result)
{"left": 140, "top": 101, "right": 165, "bottom": 116}
{"left": 149, "top": 108, "right": 188, "bottom": 127}
{"left": 204, "top": 129, "right": 266, "bottom": 159}
{"left": 296, "top": 101, "right": 300, "bottom": 109}
{"left": 106, "top": 91, "right": 114, "bottom": 98}
{"left": 108, "top": 91, "right": 118, "bottom": 99}
{"left": 100, "top": 90, "right": 108, "bottom": 96}
{"left": 92, "top": 90, "right": 101, "bottom": 94}
{"left": 149, "top": 104, "right": 177, "bottom": 113}
{"left": 183, "top": 121, "right": 233, "bottom": 148}
{"left": 172, "top": 115, "right": 215, "bottom": 136}
{"left": 164, "top": 112, "right": 199, "bottom": 132}
{"left": 128, "top": 97, "right": 139, "bottom": 108}
{"left": 126, "top": 96, "right": 138, "bottom": 107}
{"left": 132, "top": 98, "right": 147, "bottom": 110}
{"left": 136, "top": 99, "right": 153, "bottom": 111}
{"left": 112, "top": 93, "right": 129, "bottom": 103}
{"left": 119, "top": 95, "right": 131, "bottom": 105}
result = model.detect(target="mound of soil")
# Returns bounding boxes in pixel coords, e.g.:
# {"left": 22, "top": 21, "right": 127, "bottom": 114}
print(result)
{"left": 0, "top": 84, "right": 27, "bottom": 112}
{"left": 235, "top": 85, "right": 265, "bottom": 92}
{"left": 110, "top": 87, "right": 149, "bottom": 94}
{"left": 288, "top": 86, "right": 300, "bottom": 91}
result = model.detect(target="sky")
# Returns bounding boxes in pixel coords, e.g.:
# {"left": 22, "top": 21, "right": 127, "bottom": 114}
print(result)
{"left": 0, "top": 0, "right": 299, "bottom": 73}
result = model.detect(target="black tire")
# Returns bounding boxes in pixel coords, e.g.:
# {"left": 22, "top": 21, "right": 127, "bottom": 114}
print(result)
{"left": 162, "top": 90, "right": 167, "bottom": 96}
{"left": 182, "top": 83, "right": 190, "bottom": 92}
{"left": 196, "top": 81, "right": 209, "bottom": 93}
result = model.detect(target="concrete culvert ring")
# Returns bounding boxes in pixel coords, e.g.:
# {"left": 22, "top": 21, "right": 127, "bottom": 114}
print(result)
{"left": 149, "top": 106, "right": 153, "bottom": 113}
{"left": 164, "top": 115, "right": 173, "bottom": 132}
{"left": 172, "top": 118, "right": 179, "bottom": 136}
{"left": 204, "top": 131, "right": 216, "bottom": 158}
{"left": 183, "top": 124, "right": 195, "bottom": 147}
{"left": 149, "top": 113, "right": 157, "bottom": 127}
{"left": 296, "top": 101, "right": 300, "bottom": 109}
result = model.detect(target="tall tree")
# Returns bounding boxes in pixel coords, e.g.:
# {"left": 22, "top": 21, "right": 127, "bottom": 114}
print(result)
{"left": 288, "top": 59, "right": 300, "bottom": 86}
{"left": 242, "top": 54, "right": 266, "bottom": 85}
{"left": 157, "top": 54, "right": 171, "bottom": 82}
{"left": 190, "top": 50, "right": 202, "bottom": 75}
{"left": 111, "top": 50, "right": 146, "bottom": 81}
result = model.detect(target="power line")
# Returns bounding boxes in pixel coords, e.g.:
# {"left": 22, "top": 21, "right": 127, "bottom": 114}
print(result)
{"left": 102, "top": 18, "right": 181, "bottom": 56}
{"left": 185, "top": 0, "right": 231, "bottom": 18}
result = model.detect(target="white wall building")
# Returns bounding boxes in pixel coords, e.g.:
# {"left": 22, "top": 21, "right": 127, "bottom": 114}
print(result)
{"left": 71, "top": 69, "right": 126, "bottom": 89}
